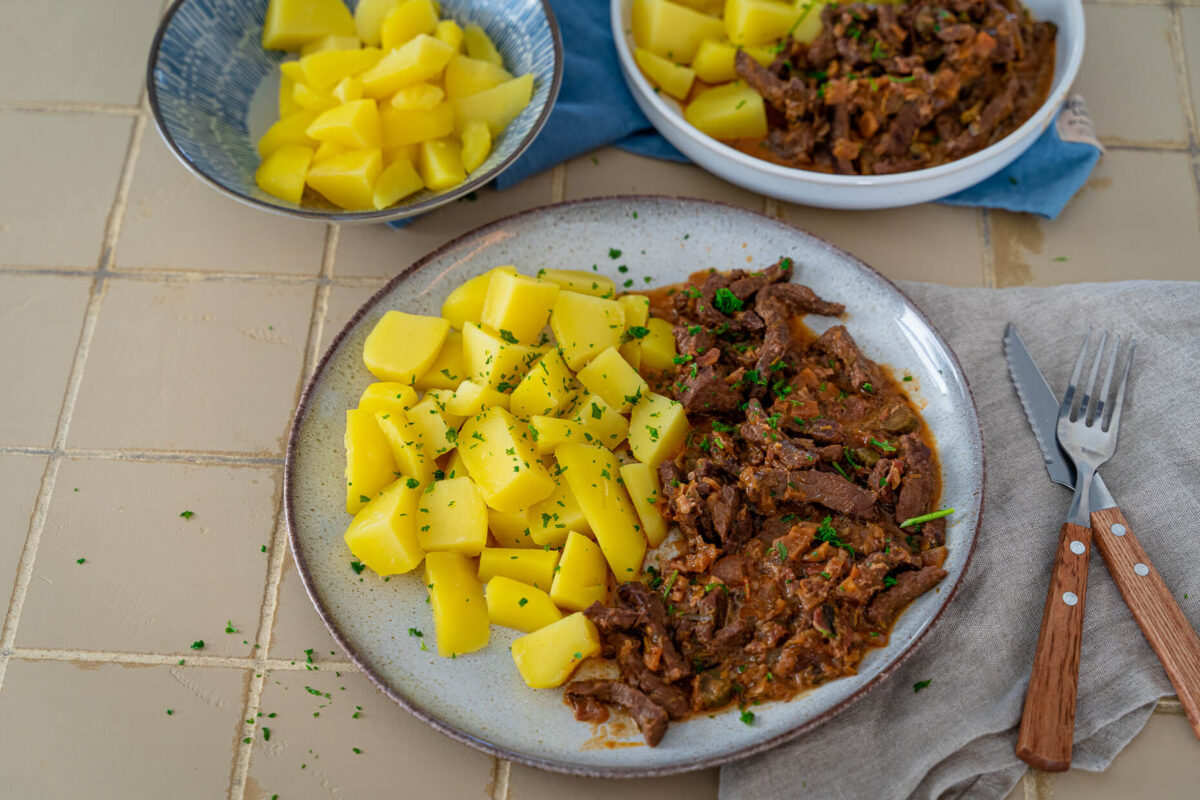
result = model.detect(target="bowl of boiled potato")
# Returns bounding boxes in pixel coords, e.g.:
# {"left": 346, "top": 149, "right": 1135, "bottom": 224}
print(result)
{"left": 147, "top": 0, "right": 562, "bottom": 222}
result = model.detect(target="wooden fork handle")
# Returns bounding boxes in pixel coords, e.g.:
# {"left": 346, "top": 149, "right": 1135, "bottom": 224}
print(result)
{"left": 1091, "top": 507, "right": 1200, "bottom": 739}
{"left": 1016, "top": 521, "right": 1091, "bottom": 772}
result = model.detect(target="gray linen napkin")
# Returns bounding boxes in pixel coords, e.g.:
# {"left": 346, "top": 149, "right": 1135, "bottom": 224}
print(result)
{"left": 720, "top": 280, "right": 1200, "bottom": 800}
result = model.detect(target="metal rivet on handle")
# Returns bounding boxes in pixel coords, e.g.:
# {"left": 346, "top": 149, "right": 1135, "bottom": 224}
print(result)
{"left": 1070, "top": 540, "right": 1086, "bottom": 555}
{"left": 1112, "top": 523, "right": 1127, "bottom": 537}
{"left": 1134, "top": 563, "right": 1150, "bottom": 577}
{"left": 1062, "top": 591, "right": 1079, "bottom": 606}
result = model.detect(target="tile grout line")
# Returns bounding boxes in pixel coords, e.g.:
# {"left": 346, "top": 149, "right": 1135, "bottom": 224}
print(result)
{"left": 1164, "top": 1, "right": 1200, "bottom": 228}
{"left": 978, "top": 208, "right": 996, "bottom": 288}
{"left": 227, "top": 222, "right": 339, "bottom": 800}
{"left": 490, "top": 757, "right": 511, "bottom": 800}
{"left": 0, "top": 100, "right": 144, "bottom": 116}
{"left": 3, "top": 646, "right": 355, "bottom": 672}
{"left": 1025, "top": 769, "right": 1052, "bottom": 800}
{"left": 0, "top": 445, "right": 285, "bottom": 466}
{"left": 0, "top": 262, "right": 388, "bottom": 287}
{"left": 551, "top": 162, "right": 567, "bottom": 203}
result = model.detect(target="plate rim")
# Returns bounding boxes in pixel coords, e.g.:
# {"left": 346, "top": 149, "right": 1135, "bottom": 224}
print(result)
{"left": 283, "top": 195, "right": 986, "bottom": 777}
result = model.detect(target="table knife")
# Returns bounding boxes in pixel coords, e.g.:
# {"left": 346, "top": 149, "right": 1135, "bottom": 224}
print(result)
{"left": 1004, "top": 324, "right": 1200, "bottom": 743}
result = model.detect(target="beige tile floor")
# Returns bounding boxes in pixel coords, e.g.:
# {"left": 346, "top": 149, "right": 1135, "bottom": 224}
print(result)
{"left": 1, "top": 1, "right": 1198, "bottom": 798}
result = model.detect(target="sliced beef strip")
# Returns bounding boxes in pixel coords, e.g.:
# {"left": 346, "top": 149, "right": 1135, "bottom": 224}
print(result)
{"left": 755, "top": 283, "right": 845, "bottom": 374}
{"left": 784, "top": 469, "right": 878, "bottom": 519}
{"left": 678, "top": 364, "right": 743, "bottom": 415}
{"left": 895, "top": 432, "right": 935, "bottom": 524}
{"left": 740, "top": 398, "right": 823, "bottom": 470}
{"left": 813, "top": 325, "right": 879, "bottom": 391}
{"left": 565, "top": 680, "right": 670, "bottom": 746}
{"left": 866, "top": 565, "right": 947, "bottom": 627}
{"left": 611, "top": 633, "right": 690, "bottom": 720}
{"left": 617, "top": 583, "right": 691, "bottom": 682}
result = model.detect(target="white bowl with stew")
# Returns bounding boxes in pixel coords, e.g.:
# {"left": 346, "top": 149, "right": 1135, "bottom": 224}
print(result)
{"left": 612, "top": 0, "right": 1085, "bottom": 210}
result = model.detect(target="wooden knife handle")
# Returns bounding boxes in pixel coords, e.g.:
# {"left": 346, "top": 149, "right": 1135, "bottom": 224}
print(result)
{"left": 1091, "top": 507, "right": 1200, "bottom": 739}
{"left": 1016, "top": 521, "right": 1092, "bottom": 772}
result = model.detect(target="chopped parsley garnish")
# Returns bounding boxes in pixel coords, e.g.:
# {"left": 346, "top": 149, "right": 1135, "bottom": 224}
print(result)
{"left": 608, "top": 248, "right": 622, "bottom": 259}
{"left": 772, "top": 540, "right": 788, "bottom": 561}
{"left": 350, "top": 560, "right": 366, "bottom": 574}
{"left": 75, "top": 557, "right": 86, "bottom": 564}
{"left": 225, "top": 620, "right": 237, "bottom": 634}
{"left": 661, "top": 569, "right": 680, "bottom": 598}
{"left": 591, "top": 402, "right": 604, "bottom": 420}
{"left": 913, "top": 679, "right": 932, "bottom": 693}
{"left": 518, "top": 597, "right": 529, "bottom": 607}
{"left": 623, "top": 325, "right": 650, "bottom": 342}
{"left": 739, "top": 709, "right": 755, "bottom": 725}
{"left": 406, "top": 478, "right": 419, "bottom": 489}
{"left": 190, "top": 640, "right": 205, "bottom": 650}
{"left": 179, "top": 510, "right": 194, "bottom": 520}
{"left": 902, "top": 375, "right": 913, "bottom": 381}
{"left": 883, "top": 576, "right": 898, "bottom": 588}
{"left": 713, "top": 287, "right": 743, "bottom": 314}
{"left": 498, "top": 329, "right": 519, "bottom": 344}
{"left": 870, "top": 437, "right": 896, "bottom": 452}
{"left": 673, "top": 354, "right": 694, "bottom": 365}
{"left": 899, "top": 508, "right": 954, "bottom": 528}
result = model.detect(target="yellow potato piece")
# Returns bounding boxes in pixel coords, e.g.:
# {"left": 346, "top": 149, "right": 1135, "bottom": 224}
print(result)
{"left": 258, "top": 109, "right": 319, "bottom": 158}
{"left": 344, "top": 477, "right": 424, "bottom": 575}
{"left": 440, "top": 265, "right": 517, "bottom": 330}
{"left": 529, "top": 416, "right": 587, "bottom": 455}
{"left": 460, "top": 119, "right": 491, "bottom": 173}
{"left": 486, "top": 509, "right": 534, "bottom": 548}
{"left": 255, "top": 144, "right": 314, "bottom": 204}
{"left": 417, "top": 476, "right": 488, "bottom": 555}
{"left": 510, "top": 350, "right": 578, "bottom": 420}
{"left": 375, "top": 411, "right": 436, "bottom": 484}
{"left": 529, "top": 472, "right": 589, "bottom": 547}
{"left": 549, "top": 531, "right": 608, "bottom": 611}
{"left": 639, "top": 316, "right": 678, "bottom": 371}
{"left": 684, "top": 81, "right": 768, "bottom": 140}
{"left": 407, "top": 396, "right": 457, "bottom": 457}
{"left": 451, "top": 73, "right": 533, "bottom": 136}
{"left": 418, "top": 137, "right": 467, "bottom": 191}
{"left": 724, "top": 0, "right": 799, "bottom": 46}
{"left": 573, "top": 391, "right": 629, "bottom": 448}
{"left": 628, "top": 391, "right": 689, "bottom": 466}
{"left": 279, "top": 72, "right": 300, "bottom": 117}
{"left": 362, "top": 309, "right": 450, "bottom": 383}
{"left": 576, "top": 346, "right": 648, "bottom": 413}
{"left": 634, "top": 48, "right": 695, "bottom": 101}
{"left": 372, "top": 152, "right": 425, "bottom": 209}
{"left": 312, "top": 140, "right": 350, "bottom": 163}
{"left": 390, "top": 82, "right": 445, "bottom": 110}
{"left": 361, "top": 34, "right": 456, "bottom": 98}
{"left": 486, "top": 576, "right": 563, "bottom": 633}
{"left": 555, "top": 443, "right": 647, "bottom": 579}
{"left": 354, "top": 0, "right": 404, "bottom": 47}
{"left": 263, "top": 0, "right": 356, "bottom": 51}
{"left": 537, "top": 268, "right": 616, "bottom": 299}
{"left": 293, "top": 81, "right": 338, "bottom": 111}
{"left": 620, "top": 461, "right": 669, "bottom": 547}
{"left": 462, "top": 322, "right": 539, "bottom": 390}
{"left": 791, "top": 0, "right": 828, "bottom": 44}
{"left": 425, "top": 551, "right": 489, "bottom": 657}
{"left": 478, "top": 546, "right": 559, "bottom": 589}
{"left": 511, "top": 612, "right": 600, "bottom": 688}
{"left": 415, "top": 329, "right": 464, "bottom": 390}
{"left": 305, "top": 147, "right": 383, "bottom": 210}
{"left": 457, "top": 406, "right": 555, "bottom": 513}
{"left": 690, "top": 38, "right": 774, "bottom": 84}
{"left": 306, "top": 99, "right": 382, "bottom": 149}
{"left": 618, "top": 294, "right": 651, "bottom": 368}
{"left": 381, "top": 103, "right": 455, "bottom": 149}
{"left": 332, "top": 76, "right": 363, "bottom": 103}
{"left": 279, "top": 60, "right": 307, "bottom": 82}
{"left": 301, "top": 33, "right": 361, "bottom": 56}
{"left": 380, "top": 0, "right": 439, "bottom": 51}
{"left": 345, "top": 408, "right": 399, "bottom": 514}
{"left": 631, "top": 0, "right": 724, "bottom": 63}
{"left": 445, "top": 379, "right": 511, "bottom": 418}
{"left": 481, "top": 271, "right": 559, "bottom": 344}
{"left": 300, "top": 47, "right": 383, "bottom": 89}
{"left": 444, "top": 54, "right": 514, "bottom": 99}
{"left": 434, "top": 19, "right": 465, "bottom": 52}
{"left": 384, "top": 142, "right": 421, "bottom": 166}
{"left": 358, "top": 381, "right": 418, "bottom": 417}
{"left": 463, "top": 23, "right": 503, "bottom": 66}
{"left": 550, "top": 290, "right": 626, "bottom": 371}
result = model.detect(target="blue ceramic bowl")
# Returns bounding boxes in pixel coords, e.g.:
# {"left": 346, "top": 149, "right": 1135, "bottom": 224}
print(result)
{"left": 147, "top": 0, "right": 562, "bottom": 223}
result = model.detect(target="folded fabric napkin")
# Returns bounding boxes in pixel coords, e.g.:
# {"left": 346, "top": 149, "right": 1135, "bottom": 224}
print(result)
{"left": 493, "top": 0, "right": 1102, "bottom": 220}
{"left": 720, "top": 280, "right": 1200, "bottom": 800}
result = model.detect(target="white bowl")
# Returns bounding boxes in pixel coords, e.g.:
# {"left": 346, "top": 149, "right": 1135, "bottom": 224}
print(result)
{"left": 612, "top": 0, "right": 1085, "bottom": 210}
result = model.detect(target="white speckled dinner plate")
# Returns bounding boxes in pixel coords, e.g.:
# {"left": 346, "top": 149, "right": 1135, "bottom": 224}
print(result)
{"left": 284, "top": 197, "right": 984, "bottom": 777}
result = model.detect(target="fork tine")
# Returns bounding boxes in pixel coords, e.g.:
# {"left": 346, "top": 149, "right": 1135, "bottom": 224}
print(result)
{"left": 1079, "top": 331, "right": 1108, "bottom": 423}
{"left": 1093, "top": 334, "right": 1121, "bottom": 425}
{"left": 1063, "top": 327, "right": 1092, "bottom": 415}
{"left": 1105, "top": 338, "right": 1136, "bottom": 434}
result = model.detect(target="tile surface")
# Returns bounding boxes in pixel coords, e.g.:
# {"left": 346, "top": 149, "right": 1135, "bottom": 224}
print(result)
{"left": 17, "top": 459, "right": 277, "bottom": 656}
{"left": 0, "top": 274, "right": 92, "bottom": 446}
{"left": 563, "top": 148, "right": 761, "bottom": 210}
{"left": 269, "top": 546, "right": 343, "bottom": 664}
{"left": 69, "top": 278, "right": 314, "bottom": 454}
{"left": 245, "top": 668, "right": 494, "bottom": 800}
{"left": 0, "top": 454, "right": 49, "bottom": 605}
{"left": 0, "top": 659, "right": 247, "bottom": 798}
{"left": 1049, "top": 713, "right": 1200, "bottom": 800}
{"left": 0, "top": 112, "right": 133, "bottom": 267}
{"left": 1183, "top": 8, "right": 1200, "bottom": 118}
{"left": 508, "top": 763, "right": 719, "bottom": 800}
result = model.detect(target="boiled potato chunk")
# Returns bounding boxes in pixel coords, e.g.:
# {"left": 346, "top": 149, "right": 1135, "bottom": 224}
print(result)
{"left": 457, "top": 407, "right": 555, "bottom": 513}
{"left": 354, "top": 0, "right": 404, "bottom": 46}
{"left": 419, "top": 138, "right": 467, "bottom": 191}
{"left": 279, "top": 72, "right": 300, "bottom": 117}
{"left": 390, "top": 82, "right": 445, "bottom": 110}
{"left": 305, "top": 148, "right": 382, "bottom": 210}
{"left": 258, "top": 109, "right": 319, "bottom": 157}
{"left": 300, "top": 47, "right": 383, "bottom": 89}
{"left": 461, "top": 119, "right": 491, "bottom": 173}
{"left": 380, "top": 0, "right": 439, "bottom": 51}
{"left": 529, "top": 472, "right": 589, "bottom": 547}
{"left": 358, "top": 381, "right": 418, "bottom": 417}
{"left": 306, "top": 99, "right": 382, "bottom": 148}
{"left": 415, "top": 329, "right": 464, "bottom": 390}
{"left": 538, "top": 269, "right": 616, "bottom": 299}
{"left": 313, "top": 140, "right": 349, "bottom": 162}
{"left": 619, "top": 294, "right": 650, "bottom": 328}
{"left": 372, "top": 152, "right": 425, "bottom": 209}
{"left": 435, "top": 19, "right": 465, "bottom": 51}
{"left": 511, "top": 612, "right": 600, "bottom": 688}
{"left": 363, "top": 309, "right": 450, "bottom": 383}
{"left": 426, "top": 388, "right": 467, "bottom": 427}
{"left": 510, "top": 350, "right": 578, "bottom": 419}
{"left": 550, "top": 290, "right": 626, "bottom": 371}
{"left": 332, "top": 75, "right": 363, "bottom": 103}
{"left": 462, "top": 322, "right": 538, "bottom": 389}
{"left": 344, "top": 478, "right": 424, "bottom": 574}
{"left": 301, "top": 34, "right": 361, "bottom": 56}
{"left": 279, "top": 60, "right": 307, "bottom": 82}
{"left": 549, "top": 531, "right": 608, "bottom": 612}
{"left": 293, "top": 81, "right": 338, "bottom": 111}
{"left": 452, "top": 73, "right": 534, "bottom": 136}
{"left": 573, "top": 392, "right": 629, "bottom": 448}
{"left": 486, "top": 510, "right": 534, "bottom": 548}
{"left": 620, "top": 461, "right": 669, "bottom": 547}
{"left": 529, "top": 416, "right": 587, "bottom": 455}
{"left": 425, "top": 552, "right": 489, "bottom": 657}
{"left": 417, "top": 477, "right": 488, "bottom": 555}
{"left": 628, "top": 391, "right": 689, "bottom": 465}
{"left": 555, "top": 444, "right": 647, "bottom": 579}
{"left": 685, "top": 81, "right": 768, "bottom": 140}
{"left": 407, "top": 396, "right": 456, "bottom": 457}
{"left": 441, "top": 265, "right": 517, "bottom": 329}
{"left": 263, "top": 0, "right": 356, "bottom": 51}
{"left": 576, "top": 346, "right": 649, "bottom": 413}
{"left": 791, "top": 0, "right": 828, "bottom": 44}
{"left": 639, "top": 317, "right": 677, "bottom": 371}
{"left": 345, "top": 408, "right": 398, "bottom": 514}
{"left": 690, "top": 38, "right": 775, "bottom": 83}
{"left": 444, "top": 55, "right": 513, "bottom": 99}
{"left": 478, "top": 546, "right": 559, "bottom": 588}
{"left": 486, "top": 576, "right": 563, "bottom": 633}
{"left": 255, "top": 144, "right": 313, "bottom": 204}
{"left": 481, "top": 272, "right": 559, "bottom": 345}
{"left": 445, "top": 379, "right": 511, "bottom": 417}
{"left": 361, "top": 34, "right": 456, "bottom": 98}
{"left": 631, "top": 0, "right": 725, "bottom": 63}
{"left": 463, "top": 23, "right": 503, "bottom": 66}
{"left": 724, "top": 0, "right": 799, "bottom": 45}
{"left": 376, "top": 411, "right": 436, "bottom": 484}
{"left": 381, "top": 102, "right": 455, "bottom": 148}
{"left": 634, "top": 48, "right": 695, "bottom": 101}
